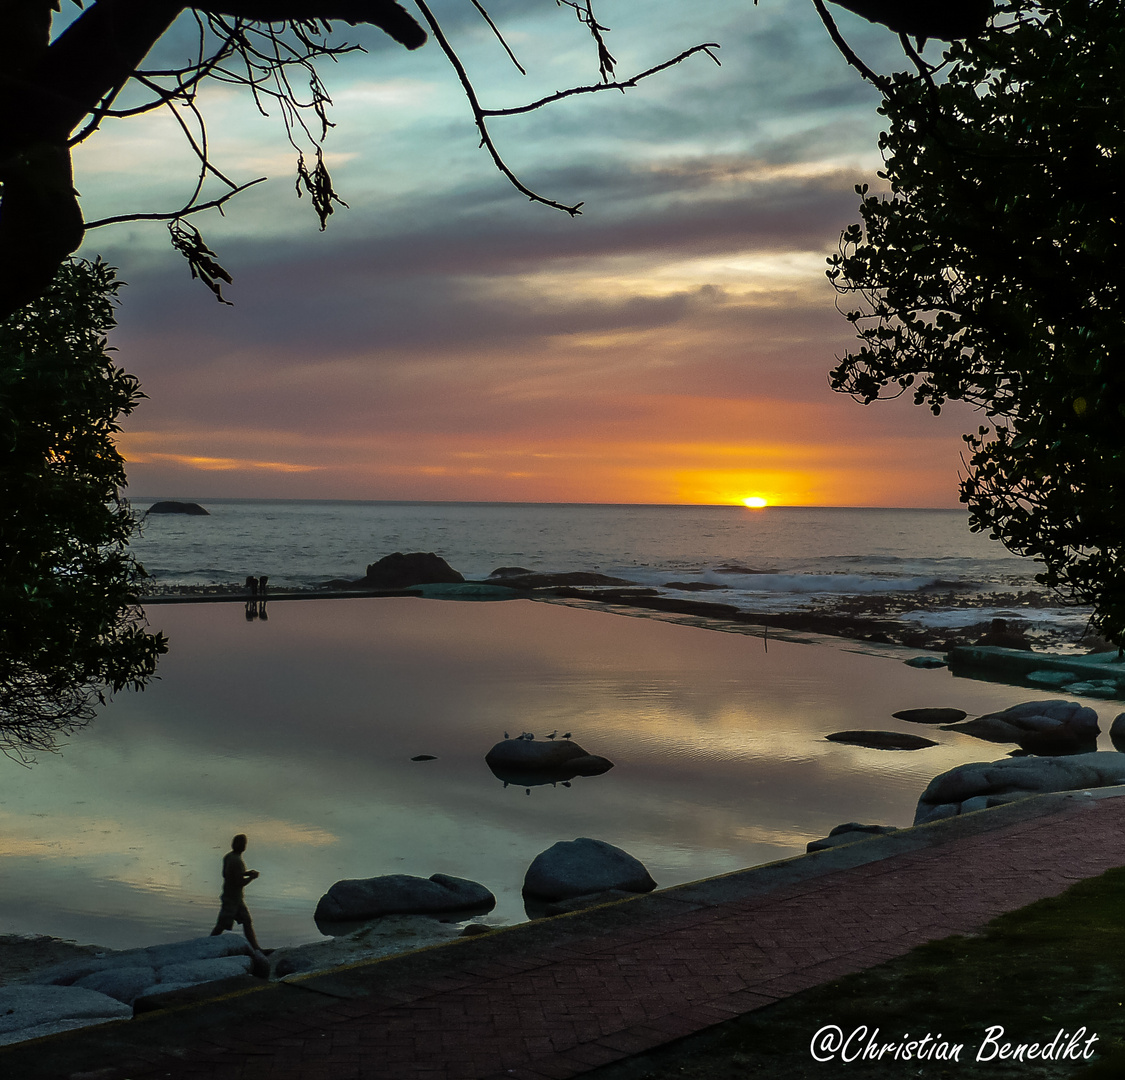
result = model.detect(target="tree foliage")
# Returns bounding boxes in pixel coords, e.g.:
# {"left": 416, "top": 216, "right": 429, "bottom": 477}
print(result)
{"left": 826, "top": 0, "right": 1125, "bottom": 641}
{"left": 0, "top": 258, "right": 167, "bottom": 759}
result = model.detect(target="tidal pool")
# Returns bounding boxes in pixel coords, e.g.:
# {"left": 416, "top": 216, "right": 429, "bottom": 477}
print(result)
{"left": 0, "top": 597, "right": 1102, "bottom": 949}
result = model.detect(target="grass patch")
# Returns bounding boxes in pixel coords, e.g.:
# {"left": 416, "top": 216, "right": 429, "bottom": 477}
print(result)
{"left": 591, "top": 866, "right": 1125, "bottom": 1079}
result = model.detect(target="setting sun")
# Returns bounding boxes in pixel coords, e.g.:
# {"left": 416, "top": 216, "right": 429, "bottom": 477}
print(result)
{"left": 742, "top": 496, "right": 769, "bottom": 509}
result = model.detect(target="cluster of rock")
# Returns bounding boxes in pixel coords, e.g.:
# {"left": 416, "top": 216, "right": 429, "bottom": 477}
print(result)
{"left": 914, "top": 751, "right": 1125, "bottom": 824}
{"left": 314, "top": 838, "right": 656, "bottom": 926}
{"left": 324, "top": 552, "right": 643, "bottom": 594}
{"left": 1, "top": 935, "right": 262, "bottom": 1045}
{"left": 939, "top": 699, "right": 1100, "bottom": 755}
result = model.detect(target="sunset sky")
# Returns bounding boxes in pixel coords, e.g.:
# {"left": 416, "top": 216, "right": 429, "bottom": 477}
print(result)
{"left": 74, "top": 0, "right": 976, "bottom": 507}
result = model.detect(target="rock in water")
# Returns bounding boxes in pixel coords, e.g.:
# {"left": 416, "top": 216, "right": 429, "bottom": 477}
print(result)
{"left": 486, "top": 571, "right": 637, "bottom": 589}
{"left": 904, "top": 656, "right": 947, "bottom": 669}
{"left": 146, "top": 501, "right": 209, "bottom": 515}
{"left": 914, "top": 750, "right": 1125, "bottom": 825}
{"left": 941, "top": 699, "right": 1099, "bottom": 754}
{"left": 315, "top": 873, "right": 494, "bottom": 923}
{"left": 892, "top": 708, "right": 967, "bottom": 725}
{"left": 485, "top": 738, "right": 612, "bottom": 774}
{"left": 362, "top": 552, "right": 464, "bottom": 589}
{"left": 974, "top": 618, "right": 1032, "bottom": 649}
{"left": 826, "top": 730, "right": 938, "bottom": 750}
{"left": 522, "top": 838, "right": 656, "bottom": 901}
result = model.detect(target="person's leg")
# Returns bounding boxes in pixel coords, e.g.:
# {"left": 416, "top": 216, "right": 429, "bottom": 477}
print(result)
{"left": 241, "top": 914, "right": 262, "bottom": 952}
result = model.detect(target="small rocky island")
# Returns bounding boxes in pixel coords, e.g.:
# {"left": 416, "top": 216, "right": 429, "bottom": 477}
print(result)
{"left": 145, "top": 501, "right": 209, "bottom": 516}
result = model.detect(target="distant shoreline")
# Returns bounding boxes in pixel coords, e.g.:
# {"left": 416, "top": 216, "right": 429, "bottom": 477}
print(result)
{"left": 139, "top": 582, "right": 1083, "bottom": 659}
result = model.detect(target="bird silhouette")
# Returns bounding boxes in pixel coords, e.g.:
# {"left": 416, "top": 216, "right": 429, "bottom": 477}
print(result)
{"left": 546, "top": 730, "right": 558, "bottom": 740}
{"left": 562, "top": 732, "right": 572, "bottom": 740}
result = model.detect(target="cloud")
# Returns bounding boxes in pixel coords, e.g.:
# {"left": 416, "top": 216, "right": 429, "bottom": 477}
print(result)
{"left": 71, "top": 0, "right": 958, "bottom": 506}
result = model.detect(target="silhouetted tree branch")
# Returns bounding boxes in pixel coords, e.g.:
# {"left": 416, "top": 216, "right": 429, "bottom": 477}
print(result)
{"left": 0, "top": 0, "right": 730, "bottom": 317}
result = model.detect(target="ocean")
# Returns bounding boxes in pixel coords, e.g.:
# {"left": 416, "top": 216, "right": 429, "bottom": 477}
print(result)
{"left": 131, "top": 500, "right": 1090, "bottom": 643}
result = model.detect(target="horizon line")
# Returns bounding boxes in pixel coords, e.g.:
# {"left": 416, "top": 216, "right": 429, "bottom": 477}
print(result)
{"left": 130, "top": 496, "right": 966, "bottom": 512}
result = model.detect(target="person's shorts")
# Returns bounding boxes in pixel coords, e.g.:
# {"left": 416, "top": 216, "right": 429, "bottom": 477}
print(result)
{"left": 215, "top": 897, "right": 252, "bottom": 930}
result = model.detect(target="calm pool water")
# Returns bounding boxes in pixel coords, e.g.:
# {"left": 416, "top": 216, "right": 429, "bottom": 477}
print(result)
{"left": 0, "top": 597, "right": 1102, "bottom": 949}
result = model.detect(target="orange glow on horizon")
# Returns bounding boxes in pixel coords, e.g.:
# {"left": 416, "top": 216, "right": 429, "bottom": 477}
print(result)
{"left": 118, "top": 399, "right": 967, "bottom": 508}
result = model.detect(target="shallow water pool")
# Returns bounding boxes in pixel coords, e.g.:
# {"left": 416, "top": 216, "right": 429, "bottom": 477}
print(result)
{"left": 0, "top": 597, "right": 1105, "bottom": 949}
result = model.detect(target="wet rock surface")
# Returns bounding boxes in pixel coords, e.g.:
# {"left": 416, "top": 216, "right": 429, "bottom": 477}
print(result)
{"left": 361, "top": 552, "right": 464, "bottom": 589}
{"left": 826, "top": 730, "right": 938, "bottom": 750}
{"left": 940, "top": 699, "right": 1100, "bottom": 754}
{"left": 484, "top": 738, "right": 613, "bottom": 778}
{"left": 522, "top": 838, "right": 657, "bottom": 902}
{"left": 893, "top": 708, "right": 967, "bottom": 725}
{"left": 315, "top": 873, "right": 495, "bottom": 923}
{"left": 914, "top": 751, "right": 1125, "bottom": 824}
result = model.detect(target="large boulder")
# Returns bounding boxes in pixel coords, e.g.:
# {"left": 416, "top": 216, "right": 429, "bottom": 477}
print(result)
{"left": 941, "top": 699, "right": 1099, "bottom": 755}
{"left": 485, "top": 738, "right": 613, "bottom": 777}
{"left": 1111, "top": 713, "right": 1125, "bottom": 753}
{"left": 362, "top": 552, "right": 464, "bottom": 589}
{"left": 974, "top": 618, "right": 1032, "bottom": 649}
{"left": 522, "top": 838, "right": 657, "bottom": 901}
{"left": 315, "top": 873, "right": 495, "bottom": 923}
{"left": 914, "top": 751, "right": 1125, "bottom": 825}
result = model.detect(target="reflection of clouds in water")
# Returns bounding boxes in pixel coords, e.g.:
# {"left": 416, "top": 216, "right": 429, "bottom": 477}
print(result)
{"left": 0, "top": 598, "right": 1081, "bottom": 948}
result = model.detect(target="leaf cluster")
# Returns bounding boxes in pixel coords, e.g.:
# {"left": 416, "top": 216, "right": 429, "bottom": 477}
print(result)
{"left": 0, "top": 259, "right": 167, "bottom": 760}
{"left": 827, "top": 0, "right": 1125, "bottom": 642}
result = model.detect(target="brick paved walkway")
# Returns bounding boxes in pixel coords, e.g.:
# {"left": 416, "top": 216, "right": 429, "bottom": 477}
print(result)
{"left": 12, "top": 793, "right": 1125, "bottom": 1080}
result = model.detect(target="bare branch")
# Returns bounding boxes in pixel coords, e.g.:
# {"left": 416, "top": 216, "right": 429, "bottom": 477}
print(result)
{"left": 481, "top": 44, "right": 721, "bottom": 118}
{"left": 411, "top": 0, "right": 584, "bottom": 216}
{"left": 810, "top": 0, "right": 892, "bottom": 93}
{"left": 84, "top": 177, "right": 267, "bottom": 229}
{"left": 469, "top": 0, "right": 526, "bottom": 75}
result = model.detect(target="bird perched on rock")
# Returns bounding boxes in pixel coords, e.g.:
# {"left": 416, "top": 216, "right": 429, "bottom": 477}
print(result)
{"left": 546, "top": 730, "right": 558, "bottom": 740}
{"left": 562, "top": 732, "right": 572, "bottom": 740}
